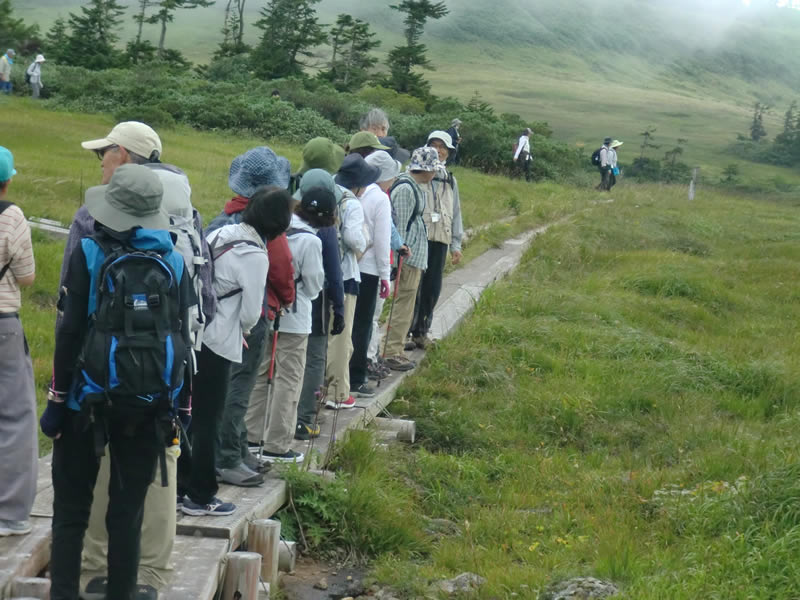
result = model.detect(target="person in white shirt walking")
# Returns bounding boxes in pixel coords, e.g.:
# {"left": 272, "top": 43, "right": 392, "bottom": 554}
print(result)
{"left": 513, "top": 127, "right": 533, "bottom": 182}
{"left": 25, "top": 55, "right": 45, "bottom": 99}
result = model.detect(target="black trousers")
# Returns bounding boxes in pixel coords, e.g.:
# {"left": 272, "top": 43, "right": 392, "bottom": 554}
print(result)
{"left": 349, "top": 273, "right": 379, "bottom": 387}
{"left": 178, "top": 345, "right": 232, "bottom": 505}
{"left": 51, "top": 411, "right": 160, "bottom": 600}
{"left": 411, "top": 241, "right": 448, "bottom": 338}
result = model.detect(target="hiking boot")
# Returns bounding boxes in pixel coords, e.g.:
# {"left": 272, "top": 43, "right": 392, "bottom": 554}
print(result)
{"left": 384, "top": 355, "right": 416, "bottom": 371}
{"left": 412, "top": 335, "right": 435, "bottom": 350}
{"left": 326, "top": 395, "right": 356, "bottom": 409}
{"left": 351, "top": 383, "right": 376, "bottom": 398}
{"left": 261, "top": 449, "right": 305, "bottom": 464}
{"left": 295, "top": 422, "right": 321, "bottom": 440}
{"left": 217, "top": 463, "right": 264, "bottom": 487}
{"left": 181, "top": 496, "right": 236, "bottom": 517}
{"left": 0, "top": 519, "right": 31, "bottom": 536}
{"left": 82, "top": 577, "right": 158, "bottom": 600}
{"left": 404, "top": 340, "right": 417, "bottom": 351}
{"left": 242, "top": 451, "right": 272, "bottom": 474}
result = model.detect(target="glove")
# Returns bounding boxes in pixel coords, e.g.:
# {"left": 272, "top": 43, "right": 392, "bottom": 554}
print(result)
{"left": 40, "top": 400, "right": 67, "bottom": 439}
{"left": 331, "top": 313, "right": 345, "bottom": 335}
{"left": 380, "top": 279, "right": 390, "bottom": 299}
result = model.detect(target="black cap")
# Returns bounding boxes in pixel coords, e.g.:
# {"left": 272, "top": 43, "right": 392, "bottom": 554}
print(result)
{"left": 604, "top": 137, "right": 613, "bottom": 145}
{"left": 301, "top": 186, "right": 337, "bottom": 217}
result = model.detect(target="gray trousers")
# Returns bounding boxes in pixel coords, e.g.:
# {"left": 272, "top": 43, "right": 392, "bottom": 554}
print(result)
{"left": 0, "top": 316, "right": 37, "bottom": 522}
{"left": 31, "top": 82, "right": 41, "bottom": 98}
{"left": 296, "top": 334, "right": 328, "bottom": 427}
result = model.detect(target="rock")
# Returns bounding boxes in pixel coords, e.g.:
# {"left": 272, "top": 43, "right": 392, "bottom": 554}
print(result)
{"left": 423, "top": 517, "right": 461, "bottom": 538}
{"left": 342, "top": 597, "right": 354, "bottom": 600}
{"left": 346, "top": 579, "right": 366, "bottom": 596}
{"left": 313, "top": 578, "right": 329, "bottom": 591}
{"left": 434, "top": 573, "right": 487, "bottom": 595}
{"left": 544, "top": 577, "right": 619, "bottom": 600}
{"left": 347, "top": 575, "right": 353, "bottom": 581}
{"left": 369, "top": 584, "right": 381, "bottom": 594}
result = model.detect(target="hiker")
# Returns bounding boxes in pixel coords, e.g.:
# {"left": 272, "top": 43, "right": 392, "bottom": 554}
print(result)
{"left": 513, "top": 127, "right": 533, "bottom": 182}
{"left": 42, "top": 164, "right": 194, "bottom": 600}
{"left": 360, "top": 107, "right": 410, "bottom": 163}
{"left": 250, "top": 184, "right": 331, "bottom": 462}
{"left": 25, "top": 54, "right": 45, "bottom": 99}
{"left": 179, "top": 188, "right": 292, "bottom": 511}
{"left": 0, "top": 49, "right": 15, "bottom": 94}
{"left": 334, "top": 154, "right": 387, "bottom": 398}
{"left": 323, "top": 151, "right": 368, "bottom": 410}
{"left": 446, "top": 118, "right": 463, "bottom": 165}
{"left": 271, "top": 89, "right": 280, "bottom": 100}
{"left": 0, "top": 147, "right": 37, "bottom": 539}
{"left": 596, "top": 137, "right": 613, "bottom": 191}
{"left": 408, "top": 131, "right": 464, "bottom": 350}
{"left": 608, "top": 139, "right": 623, "bottom": 190}
{"left": 347, "top": 131, "right": 390, "bottom": 159}
{"left": 383, "top": 147, "right": 439, "bottom": 371}
{"left": 289, "top": 136, "right": 346, "bottom": 194}
{"left": 207, "top": 146, "right": 296, "bottom": 485}
{"left": 67, "top": 121, "right": 212, "bottom": 594}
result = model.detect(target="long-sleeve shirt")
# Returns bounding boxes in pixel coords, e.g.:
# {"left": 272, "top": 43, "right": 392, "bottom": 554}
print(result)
{"left": 514, "top": 135, "right": 531, "bottom": 161}
{"left": 0, "top": 203, "right": 34, "bottom": 313}
{"left": 599, "top": 146, "right": 612, "bottom": 169}
{"left": 26, "top": 62, "right": 42, "bottom": 85}
{"left": 337, "top": 188, "right": 367, "bottom": 288}
{"left": 279, "top": 215, "right": 324, "bottom": 335}
{"left": 0, "top": 55, "right": 12, "bottom": 82}
{"left": 357, "top": 184, "right": 392, "bottom": 281}
{"left": 390, "top": 174, "right": 427, "bottom": 271}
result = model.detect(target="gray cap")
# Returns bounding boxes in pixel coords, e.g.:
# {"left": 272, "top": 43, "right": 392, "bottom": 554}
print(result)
{"left": 365, "top": 150, "right": 401, "bottom": 183}
{"left": 85, "top": 164, "right": 168, "bottom": 232}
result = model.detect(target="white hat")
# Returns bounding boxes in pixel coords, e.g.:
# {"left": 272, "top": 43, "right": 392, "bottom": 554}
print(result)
{"left": 427, "top": 130, "right": 455, "bottom": 150}
{"left": 365, "top": 150, "right": 401, "bottom": 183}
{"left": 81, "top": 121, "right": 162, "bottom": 161}
{"left": 35, "top": 54, "right": 45, "bottom": 63}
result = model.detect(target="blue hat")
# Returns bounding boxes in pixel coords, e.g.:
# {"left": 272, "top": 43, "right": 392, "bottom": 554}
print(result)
{"left": 335, "top": 154, "right": 381, "bottom": 190}
{"left": 0, "top": 147, "right": 17, "bottom": 182}
{"left": 228, "top": 146, "right": 291, "bottom": 198}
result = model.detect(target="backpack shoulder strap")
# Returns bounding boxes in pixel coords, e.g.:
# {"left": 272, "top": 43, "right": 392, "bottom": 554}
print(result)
{"left": 0, "top": 201, "right": 14, "bottom": 282}
{"left": 286, "top": 227, "right": 315, "bottom": 238}
{"left": 209, "top": 236, "right": 261, "bottom": 261}
{"left": 389, "top": 179, "right": 421, "bottom": 235}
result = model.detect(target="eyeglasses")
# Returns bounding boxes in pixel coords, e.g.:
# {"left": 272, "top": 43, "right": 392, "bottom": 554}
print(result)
{"left": 95, "top": 145, "right": 119, "bottom": 160}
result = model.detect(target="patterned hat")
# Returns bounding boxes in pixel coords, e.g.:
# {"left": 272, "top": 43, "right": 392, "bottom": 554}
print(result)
{"left": 407, "top": 147, "right": 441, "bottom": 172}
{"left": 228, "top": 147, "right": 291, "bottom": 198}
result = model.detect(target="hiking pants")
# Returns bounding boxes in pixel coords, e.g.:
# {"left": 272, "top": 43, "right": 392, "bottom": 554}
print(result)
{"left": 326, "top": 293, "right": 357, "bottom": 402}
{"left": 411, "top": 241, "right": 448, "bottom": 339}
{"left": 368, "top": 289, "right": 387, "bottom": 362}
{"left": 598, "top": 167, "right": 611, "bottom": 190}
{"left": 383, "top": 264, "right": 423, "bottom": 358}
{"left": 297, "top": 334, "right": 328, "bottom": 427}
{"left": 31, "top": 82, "right": 40, "bottom": 99}
{"left": 177, "top": 345, "right": 232, "bottom": 505}
{"left": 350, "top": 273, "right": 379, "bottom": 387}
{"left": 216, "top": 316, "right": 268, "bottom": 470}
{"left": 50, "top": 412, "right": 159, "bottom": 600}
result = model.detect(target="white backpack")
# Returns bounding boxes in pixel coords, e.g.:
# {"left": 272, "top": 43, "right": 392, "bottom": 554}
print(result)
{"left": 169, "top": 213, "right": 207, "bottom": 351}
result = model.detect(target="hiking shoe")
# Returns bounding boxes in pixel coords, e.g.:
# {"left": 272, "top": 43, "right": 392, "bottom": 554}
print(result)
{"left": 384, "top": 355, "right": 416, "bottom": 371}
{"left": 404, "top": 340, "right": 417, "bottom": 351}
{"left": 295, "top": 422, "right": 321, "bottom": 440}
{"left": 351, "top": 383, "right": 376, "bottom": 398}
{"left": 412, "top": 335, "right": 435, "bottom": 350}
{"left": 261, "top": 449, "right": 305, "bottom": 463}
{"left": 176, "top": 495, "right": 184, "bottom": 510}
{"left": 181, "top": 497, "right": 236, "bottom": 517}
{"left": 217, "top": 464, "right": 264, "bottom": 487}
{"left": 83, "top": 576, "right": 158, "bottom": 600}
{"left": 242, "top": 451, "right": 272, "bottom": 474}
{"left": 326, "top": 395, "right": 356, "bottom": 409}
{"left": 0, "top": 519, "right": 32, "bottom": 536}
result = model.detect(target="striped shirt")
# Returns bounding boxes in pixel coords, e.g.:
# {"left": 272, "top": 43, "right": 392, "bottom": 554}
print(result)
{"left": 0, "top": 203, "right": 35, "bottom": 313}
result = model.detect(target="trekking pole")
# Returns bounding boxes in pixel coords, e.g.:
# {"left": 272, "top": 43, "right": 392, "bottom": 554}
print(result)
{"left": 258, "top": 314, "right": 280, "bottom": 464}
{"left": 382, "top": 255, "right": 404, "bottom": 359}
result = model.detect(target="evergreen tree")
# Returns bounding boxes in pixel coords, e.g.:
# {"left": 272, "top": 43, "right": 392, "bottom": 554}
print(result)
{"left": 384, "top": 0, "right": 448, "bottom": 98}
{"left": 43, "top": 17, "right": 69, "bottom": 63}
{"left": 148, "top": 0, "right": 215, "bottom": 58}
{"left": 749, "top": 102, "right": 768, "bottom": 142}
{"left": 128, "top": 0, "right": 156, "bottom": 64}
{"left": 251, "top": 0, "right": 327, "bottom": 80}
{"left": 322, "top": 14, "right": 380, "bottom": 90}
{"left": 215, "top": 0, "right": 249, "bottom": 58}
{"left": 0, "top": 0, "right": 41, "bottom": 53}
{"left": 64, "top": 0, "right": 126, "bottom": 70}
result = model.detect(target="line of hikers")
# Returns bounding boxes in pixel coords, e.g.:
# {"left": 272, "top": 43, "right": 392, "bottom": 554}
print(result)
{"left": 0, "top": 48, "right": 46, "bottom": 98}
{"left": 0, "top": 106, "right": 464, "bottom": 599}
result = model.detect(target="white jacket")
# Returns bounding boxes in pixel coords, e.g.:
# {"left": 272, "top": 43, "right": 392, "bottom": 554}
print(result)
{"left": 514, "top": 135, "right": 531, "bottom": 161}
{"left": 279, "top": 214, "right": 324, "bottom": 335}
{"left": 357, "top": 184, "right": 391, "bottom": 280}
{"left": 337, "top": 186, "right": 367, "bottom": 285}
{"left": 203, "top": 223, "right": 268, "bottom": 363}
{"left": 26, "top": 62, "right": 42, "bottom": 85}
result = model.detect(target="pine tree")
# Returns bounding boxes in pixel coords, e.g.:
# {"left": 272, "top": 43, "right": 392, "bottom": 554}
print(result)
{"left": 215, "top": 0, "right": 249, "bottom": 58}
{"left": 749, "top": 102, "right": 768, "bottom": 142}
{"left": 128, "top": 0, "right": 157, "bottom": 64}
{"left": 251, "top": 0, "right": 327, "bottom": 80}
{"left": 0, "top": 0, "right": 41, "bottom": 53}
{"left": 64, "top": 0, "right": 126, "bottom": 70}
{"left": 148, "top": 0, "right": 215, "bottom": 58}
{"left": 384, "top": 0, "right": 448, "bottom": 98}
{"left": 322, "top": 14, "right": 380, "bottom": 90}
{"left": 42, "top": 17, "right": 69, "bottom": 63}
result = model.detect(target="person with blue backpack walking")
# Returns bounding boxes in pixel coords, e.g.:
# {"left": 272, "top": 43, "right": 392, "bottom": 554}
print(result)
{"left": 41, "top": 164, "right": 196, "bottom": 600}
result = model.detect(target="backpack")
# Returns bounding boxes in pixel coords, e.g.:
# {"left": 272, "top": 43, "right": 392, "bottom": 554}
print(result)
{"left": 24, "top": 63, "right": 32, "bottom": 84}
{"left": 388, "top": 178, "right": 422, "bottom": 236}
{"left": 285, "top": 226, "right": 317, "bottom": 312}
{"left": 169, "top": 212, "right": 207, "bottom": 350}
{"left": 512, "top": 141, "right": 519, "bottom": 158}
{"left": 207, "top": 232, "right": 262, "bottom": 301}
{"left": 591, "top": 147, "right": 605, "bottom": 167}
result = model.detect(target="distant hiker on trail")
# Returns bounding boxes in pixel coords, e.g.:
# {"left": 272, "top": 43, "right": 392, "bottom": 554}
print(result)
{"left": 596, "top": 137, "right": 613, "bottom": 191}
{"left": 408, "top": 130, "right": 464, "bottom": 350}
{"left": 25, "top": 54, "right": 45, "bottom": 99}
{"left": 207, "top": 146, "right": 296, "bottom": 485}
{"left": 360, "top": 107, "right": 411, "bottom": 164}
{"left": 0, "top": 49, "right": 15, "bottom": 94}
{"left": 270, "top": 89, "right": 280, "bottom": 100}
{"left": 513, "top": 127, "right": 533, "bottom": 182}
{"left": 383, "top": 147, "right": 440, "bottom": 372}
{"left": 608, "top": 139, "right": 623, "bottom": 191}
{"left": 43, "top": 164, "right": 195, "bottom": 600}
{"left": 0, "top": 146, "right": 37, "bottom": 540}
{"left": 446, "top": 118, "right": 463, "bottom": 165}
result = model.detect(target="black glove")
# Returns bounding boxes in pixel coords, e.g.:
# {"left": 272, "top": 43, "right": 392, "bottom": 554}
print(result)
{"left": 331, "top": 313, "right": 345, "bottom": 335}
{"left": 40, "top": 400, "right": 67, "bottom": 439}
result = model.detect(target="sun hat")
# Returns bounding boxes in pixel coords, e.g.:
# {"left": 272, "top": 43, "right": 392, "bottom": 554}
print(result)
{"left": 365, "top": 150, "right": 401, "bottom": 183}
{"left": 0, "top": 146, "right": 17, "bottom": 181}
{"left": 228, "top": 146, "right": 291, "bottom": 198}
{"left": 82, "top": 122, "right": 163, "bottom": 162}
{"left": 35, "top": 54, "right": 45, "bottom": 63}
{"left": 5, "top": 49, "right": 14, "bottom": 58}
{"left": 408, "top": 147, "right": 441, "bottom": 172}
{"left": 293, "top": 168, "right": 342, "bottom": 204}
{"left": 427, "top": 130, "right": 455, "bottom": 150}
{"left": 348, "top": 131, "right": 390, "bottom": 152}
{"left": 335, "top": 154, "right": 381, "bottom": 190}
{"left": 84, "top": 164, "right": 167, "bottom": 232}
{"left": 603, "top": 137, "right": 613, "bottom": 145}
{"left": 451, "top": 118, "right": 462, "bottom": 127}
{"left": 299, "top": 137, "right": 346, "bottom": 175}
{"left": 610, "top": 140, "right": 624, "bottom": 148}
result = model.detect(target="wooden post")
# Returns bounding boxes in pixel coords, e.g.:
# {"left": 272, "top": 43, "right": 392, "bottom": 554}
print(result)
{"left": 278, "top": 540, "right": 297, "bottom": 572}
{"left": 373, "top": 417, "right": 416, "bottom": 443}
{"left": 248, "top": 519, "right": 281, "bottom": 588}
{"left": 220, "top": 551, "right": 261, "bottom": 600}
{"left": 10, "top": 577, "right": 51, "bottom": 599}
